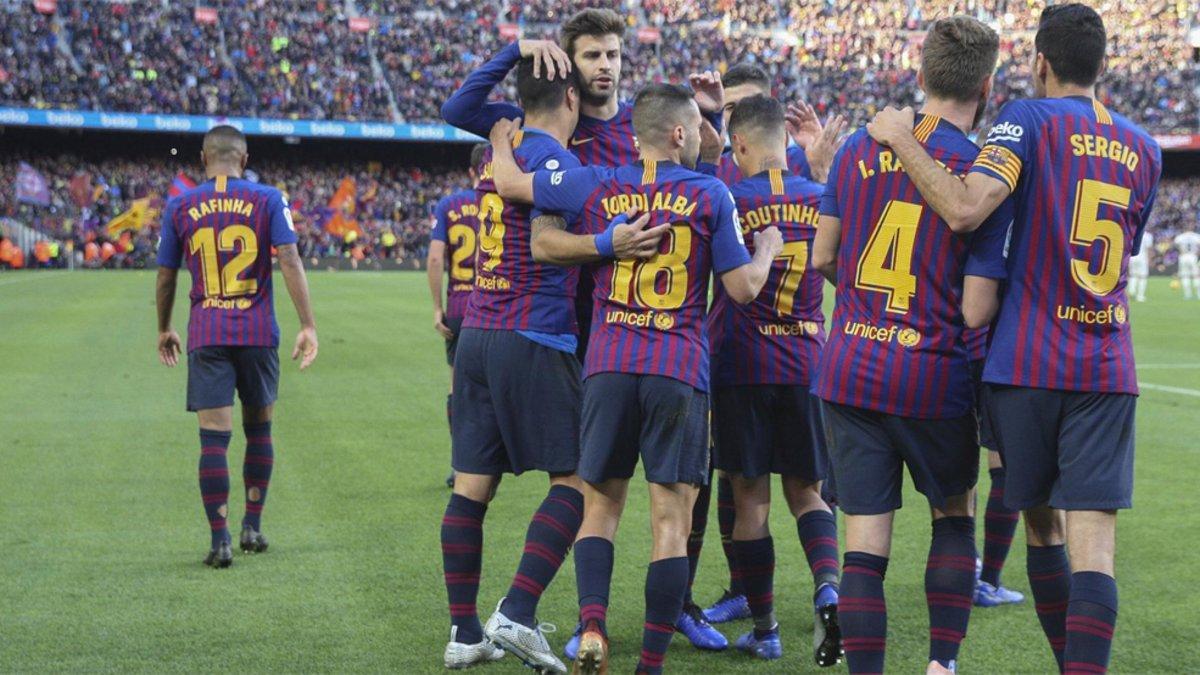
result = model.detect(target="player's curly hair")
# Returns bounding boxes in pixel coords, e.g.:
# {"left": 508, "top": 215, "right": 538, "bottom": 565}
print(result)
{"left": 921, "top": 15, "right": 1000, "bottom": 103}
{"left": 560, "top": 8, "right": 625, "bottom": 59}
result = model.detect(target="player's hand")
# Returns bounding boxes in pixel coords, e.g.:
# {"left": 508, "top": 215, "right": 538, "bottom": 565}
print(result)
{"left": 867, "top": 106, "right": 915, "bottom": 147}
{"left": 158, "top": 330, "right": 182, "bottom": 367}
{"left": 489, "top": 117, "right": 522, "bottom": 148}
{"left": 689, "top": 70, "right": 724, "bottom": 114}
{"left": 433, "top": 309, "right": 454, "bottom": 340}
{"left": 754, "top": 226, "right": 784, "bottom": 258}
{"left": 519, "top": 39, "right": 572, "bottom": 81}
{"left": 611, "top": 210, "right": 669, "bottom": 260}
{"left": 292, "top": 326, "right": 318, "bottom": 370}
{"left": 785, "top": 101, "right": 822, "bottom": 150}
{"left": 806, "top": 113, "right": 848, "bottom": 183}
{"left": 699, "top": 118, "right": 723, "bottom": 164}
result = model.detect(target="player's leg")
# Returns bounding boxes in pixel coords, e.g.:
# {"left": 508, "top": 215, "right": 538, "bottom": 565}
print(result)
{"left": 684, "top": 468, "right": 711, "bottom": 608}
{"left": 891, "top": 410, "right": 980, "bottom": 674}
{"left": 572, "top": 373, "right": 641, "bottom": 673}
{"left": 1056, "top": 391, "right": 1135, "bottom": 675}
{"left": 729, "top": 473, "right": 782, "bottom": 660}
{"left": 232, "top": 346, "right": 280, "bottom": 552}
{"left": 977, "top": 449, "right": 1023, "bottom": 604}
{"left": 187, "top": 346, "right": 239, "bottom": 567}
{"left": 822, "top": 401, "right": 902, "bottom": 675}
{"left": 700, "top": 471, "right": 750, "bottom": 623}
{"left": 1024, "top": 505, "right": 1069, "bottom": 670}
{"left": 639, "top": 480, "right": 700, "bottom": 675}
{"left": 444, "top": 316, "right": 462, "bottom": 489}
{"left": 441, "top": 329, "right": 506, "bottom": 668}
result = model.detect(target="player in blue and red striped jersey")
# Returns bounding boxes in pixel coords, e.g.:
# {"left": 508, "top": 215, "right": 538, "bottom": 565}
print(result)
{"left": 867, "top": 6, "right": 1162, "bottom": 673}
{"left": 439, "top": 41, "right": 666, "bottom": 673}
{"left": 490, "top": 83, "right": 782, "bottom": 675}
{"left": 427, "top": 143, "right": 488, "bottom": 488}
{"left": 963, "top": 326, "right": 1025, "bottom": 608}
{"left": 556, "top": 9, "right": 732, "bottom": 652}
{"left": 811, "top": 17, "right": 1009, "bottom": 674}
{"left": 155, "top": 125, "right": 318, "bottom": 568}
{"left": 703, "top": 95, "right": 843, "bottom": 666}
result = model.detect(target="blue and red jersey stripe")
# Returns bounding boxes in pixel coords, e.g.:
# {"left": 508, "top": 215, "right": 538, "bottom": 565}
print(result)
{"left": 430, "top": 187, "right": 480, "bottom": 319}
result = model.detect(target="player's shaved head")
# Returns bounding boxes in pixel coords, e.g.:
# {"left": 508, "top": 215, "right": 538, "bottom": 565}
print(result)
{"left": 1036, "top": 3, "right": 1106, "bottom": 88}
{"left": 202, "top": 125, "right": 248, "bottom": 164}
{"left": 633, "top": 84, "right": 696, "bottom": 145}
{"left": 729, "top": 95, "right": 786, "bottom": 140}
{"left": 722, "top": 64, "right": 771, "bottom": 95}
{"left": 920, "top": 16, "right": 999, "bottom": 103}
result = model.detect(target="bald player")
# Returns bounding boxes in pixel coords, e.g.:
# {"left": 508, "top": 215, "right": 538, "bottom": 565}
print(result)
{"left": 156, "top": 125, "right": 318, "bottom": 567}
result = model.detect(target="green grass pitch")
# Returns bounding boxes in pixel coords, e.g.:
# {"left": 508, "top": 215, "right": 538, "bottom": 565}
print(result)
{"left": 1, "top": 271, "right": 1198, "bottom": 673}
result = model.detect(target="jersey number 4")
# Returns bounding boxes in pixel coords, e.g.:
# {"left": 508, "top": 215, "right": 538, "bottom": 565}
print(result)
{"left": 855, "top": 200, "right": 920, "bottom": 314}
{"left": 189, "top": 225, "right": 258, "bottom": 298}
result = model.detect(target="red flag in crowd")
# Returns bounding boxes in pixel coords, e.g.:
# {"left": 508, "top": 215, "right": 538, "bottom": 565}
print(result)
{"left": 16, "top": 162, "right": 51, "bottom": 206}
{"left": 33, "top": 0, "right": 57, "bottom": 15}
{"left": 69, "top": 171, "right": 94, "bottom": 207}
{"left": 168, "top": 172, "right": 196, "bottom": 197}
{"left": 194, "top": 7, "right": 218, "bottom": 25}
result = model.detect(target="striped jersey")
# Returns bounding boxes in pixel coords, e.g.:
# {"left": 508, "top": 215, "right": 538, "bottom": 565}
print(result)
{"left": 532, "top": 160, "right": 752, "bottom": 391}
{"left": 570, "top": 102, "right": 640, "bottom": 167}
{"left": 815, "top": 115, "right": 1009, "bottom": 418}
{"left": 964, "top": 327, "right": 988, "bottom": 363}
{"left": 430, "top": 187, "right": 479, "bottom": 319}
{"left": 465, "top": 128, "right": 582, "bottom": 334}
{"left": 709, "top": 168, "right": 825, "bottom": 387}
{"left": 969, "top": 97, "right": 1161, "bottom": 394}
{"left": 715, "top": 145, "right": 812, "bottom": 183}
{"left": 157, "top": 175, "right": 298, "bottom": 351}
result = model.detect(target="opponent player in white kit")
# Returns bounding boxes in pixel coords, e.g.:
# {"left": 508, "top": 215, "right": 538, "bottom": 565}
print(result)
{"left": 1175, "top": 227, "right": 1200, "bottom": 299}
{"left": 1128, "top": 231, "right": 1153, "bottom": 302}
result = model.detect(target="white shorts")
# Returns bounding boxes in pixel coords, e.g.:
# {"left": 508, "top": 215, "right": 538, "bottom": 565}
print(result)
{"left": 1129, "top": 258, "right": 1149, "bottom": 277}
{"left": 1181, "top": 254, "right": 1199, "bottom": 276}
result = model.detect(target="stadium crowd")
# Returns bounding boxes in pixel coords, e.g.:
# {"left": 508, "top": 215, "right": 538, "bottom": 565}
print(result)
{"left": 0, "top": 154, "right": 466, "bottom": 268}
{"left": 2, "top": 0, "right": 1197, "bottom": 133}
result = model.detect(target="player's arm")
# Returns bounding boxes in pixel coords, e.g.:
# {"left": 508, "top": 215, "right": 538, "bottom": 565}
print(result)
{"left": 721, "top": 226, "right": 783, "bottom": 303}
{"left": 531, "top": 211, "right": 662, "bottom": 265}
{"left": 698, "top": 118, "right": 723, "bottom": 168}
{"left": 802, "top": 113, "right": 847, "bottom": 184}
{"left": 963, "top": 276, "right": 1001, "bottom": 329}
{"left": 277, "top": 244, "right": 318, "bottom": 370}
{"left": 155, "top": 204, "right": 183, "bottom": 367}
{"left": 867, "top": 106, "right": 1011, "bottom": 233}
{"left": 706, "top": 185, "right": 780, "bottom": 303}
{"left": 812, "top": 215, "right": 841, "bottom": 284}
{"left": 488, "top": 119, "right": 535, "bottom": 204}
{"left": 689, "top": 70, "right": 726, "bottom": 133}
{"left": 961, "top": 199, "right": 1012, "bottom": 328}
{"left": 441, "top": 42, "right": 536, "bottom": 137}
{"left": 426, "top": 203, "right": 454, "bottom": 339}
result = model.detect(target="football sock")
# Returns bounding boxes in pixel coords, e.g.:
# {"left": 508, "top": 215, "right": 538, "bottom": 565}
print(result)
{"left": 840, "top": 551, "right": 889, "bottom": 675}
{"left": 241, "top": 422, "right": 273, "bottom": 531}
{"left": 638, "top": 556, "right": 688, "bottom": 675}
{"left": 1027, "top": 544, "right": 1071, "bottom": 670}
{"left": 981, "top": 467, "right": 1019, "bottom": 587}
{"left": 1064, "top": 571, "right": 1118, "bottom": 675}
{"left": 502, "top": 485, "right": 584, "bottom": 627}
{"left": 716, "top": 475, "right": 743, "bottom": 596}
{"left": 198, "top": 428, "right": 232, "bottom": 548}
{"left": 575, "top": 536, "right": 614, "bottom": 636}
{"left": 732, "top": 537, "right": 777, "bottom": 635}
{"left": 797, "top": 509, "right": 841, "bottom": 603}
{"left": 685, "top": 479, "right": 711, "bottom": 606}
{"left": 926, "top": 516, "right": 977, "bottom": 668}
{"left": 442, "top": 493, "right": 487, "bottom": 644}
{"left": 445, "top": 394, "right": 452, "bottom": 432}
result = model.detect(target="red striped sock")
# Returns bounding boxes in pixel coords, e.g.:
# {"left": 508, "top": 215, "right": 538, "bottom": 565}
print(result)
{"left": 241, "top": 422, "right": 273, "bottom": 531}
{"left": 797, "top": 509, "right": 841, "bottom": 594}
{"left": 840, "top": 551, "right": 889, "bottom": 675}
{"left": 638, "top": 557, "right": 687, "bottom": 675}
{"left": 198, "top": 429, "right": 232, "bottom": 548}
{"left": 502, "top": 485, "right": 583, "bottom": 627}
{"left": 1027, "top": 544, "right": 1071, "bottom": 670}
{"left": 1064, "top": 572, "right": 1117, "bottom": 675}
{"left": 980, "top": 467, "right": 1019, "bottom": 587}
{"left": 732, "top": 537, "right": 776, "bottom": 632}
{"left": 442, "top": 493, "right": 486, "bottom": 644}
{"left": 926, "top": 516, "right": 977, "bottom": 667}
{"left": 716, "top": 476, "right": 743, "bottom": 595}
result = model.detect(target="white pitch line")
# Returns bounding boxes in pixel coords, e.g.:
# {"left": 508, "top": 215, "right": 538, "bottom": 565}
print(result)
{"left": 1137, "top": 364, "right": 1200, "bottom": 369}
{"left": 0, "top": 271, "right": 68, "bottom": 287}
{"left": 1139, "top": 382, "right": 1200, "bottom": 398}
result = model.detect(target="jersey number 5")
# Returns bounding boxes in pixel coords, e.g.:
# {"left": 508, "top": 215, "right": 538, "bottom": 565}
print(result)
{"left": 855, "top": 200, "right": 920, "bottom": 314}
{"left": 189, "top": 225, "right": 258, "bottom": 298}
{"left": 1070, "top": 178, "right": 1131, "bottom": 296}
{"left": 609, "top": 224, "right": 692, "bottom": 310}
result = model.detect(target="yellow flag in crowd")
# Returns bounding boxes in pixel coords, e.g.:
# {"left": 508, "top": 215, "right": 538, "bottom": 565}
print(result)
{"left": 325, "top": 177, "right": 361, "bottom": 236}
{"left": 105, "top": 197, "right": 156, "bottom": 236}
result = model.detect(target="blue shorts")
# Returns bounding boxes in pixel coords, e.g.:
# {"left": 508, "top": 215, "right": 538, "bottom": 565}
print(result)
{"left": 713, "top": 385, "right": 828, "bottom": 481}
{"left": 445, "top": 316, "right": 464, "bottom": 366}
{"left": 580, "top": 373, "right": 709, "bottom": 485}
{"left": 186, "top": 346, "right": 279, "bottom": 412}
{"left": 986, "top": 385, "right": 1135, "bottom": 511}
{"left": 821, "top": 401, "right": 978, "bottom": 515}
{"left": 970, "top": 360, "right": 998, "bottom": 451}
{"left": 451, "top": 329, "right": 581, "bottom": 476}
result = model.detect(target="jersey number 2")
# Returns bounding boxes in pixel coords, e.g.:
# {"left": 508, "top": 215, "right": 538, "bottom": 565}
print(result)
{"left": 189, "top": 225, "right": 258, "bottom": 298}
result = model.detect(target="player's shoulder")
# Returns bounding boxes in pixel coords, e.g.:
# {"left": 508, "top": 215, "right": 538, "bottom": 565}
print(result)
{"left": 682, "top": 168, "right": 732, "bottom": 198}
{"left": 840, "top": 126, "right": 874, "bottom": 152}
{"left": 784, "top": 173, "right": 825, "bottom": 199}
{"left": 1108, "top": 108, "right": 1161, "bottom": 156}
{"left": 521, "top": 132, "right": 581, "bottom": 170}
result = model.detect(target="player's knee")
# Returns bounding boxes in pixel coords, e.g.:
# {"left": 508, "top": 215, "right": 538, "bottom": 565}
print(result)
{"left": 934, "top": 491, "right": 974, "bottom": 518}
{"left": 1023, "top": 505, "right": 1065, "bottom": 546}
{"left": 453, "top": 472, "right": 499, "bottom": 504}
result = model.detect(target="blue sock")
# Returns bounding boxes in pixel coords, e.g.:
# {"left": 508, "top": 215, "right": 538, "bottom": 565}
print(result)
{"left": 198, "top": 429, "right": 232, "bottom": 548}
{"left": 442, "top": 493, "right": 487, "bottom": 644}
{"left": 502, "top": 485, "right": 583, "bottom": 627}
{"left": 926, "top": 516, "right": 977, "bottom": 668}
{"left": 575, "top": 537, "right": 614, "bottom": 636}
{"left": 1064, "top": 571, "right": 1117, "bottom": 675}
{"left": 840, "top": 551, "right": 888, "bottom": 675}
{"left": 638, "top": 557, "right": 687, "bottom": 675}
